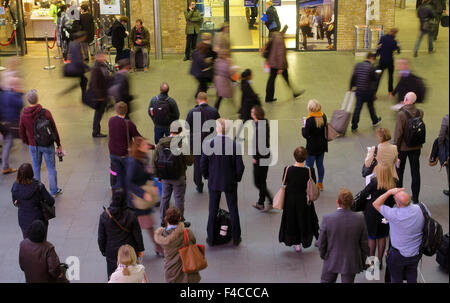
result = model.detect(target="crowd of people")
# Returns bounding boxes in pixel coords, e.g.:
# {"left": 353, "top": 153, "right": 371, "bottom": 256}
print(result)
{"left": 0, "top": 1, "right": 448, "bottom": 285}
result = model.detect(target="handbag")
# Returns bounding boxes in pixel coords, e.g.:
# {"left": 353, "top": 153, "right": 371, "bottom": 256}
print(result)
{"left": 306, "top": 167, "right": 320, "bottom": 204}
{"left": 39, "top": 183, "right": 55, "bottom": 220}
{"left": 350, "top": 190, "right": 367, "bottom": 212}
{"left": 273, "top": 166, "right": 289, "bottom": 210}
{"left": 362, "top": 146, "right": 378, "bottom": 177}
{"left": 325, "top": 123, "right": 339, "bottom": 142}
{"left": 131, "top": 181, "right": 160, "bottom": 210}
{"left": 178, "top": 229, "right": 208, "bottom": 273}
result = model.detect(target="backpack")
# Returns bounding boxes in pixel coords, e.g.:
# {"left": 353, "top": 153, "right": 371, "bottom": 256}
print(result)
{"left": 401, "top": 108, "right": 426, "bottom": 147}
{"left": 418, "top": 202, "right": 443, "bottom": 257}
{"left": 214, "top": 208, "right": 232, "bottom": 245}
{"left": 156, "top": 146, "right": 180, "bottom": 180}
{"left": 151, "top": 96, "right": 172, "bottom": 127}
{"left": 33, "top": 109, "right": 57, "bottom": 147}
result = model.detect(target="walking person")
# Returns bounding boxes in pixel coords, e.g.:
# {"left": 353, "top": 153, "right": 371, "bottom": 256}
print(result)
{"left": 153, "top": 122, "right": 193, "bottom": 227}
{"left": 98, "top": 188, "right": 145, "bottom": 279}
{"left": 349, "top": 52, "right": 382, "bottom": 132}
{"left": 125, "top": 137, "right": 164, "bottom": 256}
{"left": 372, "top": 189, "right": 425, "bottom": 283}
{"left": 190, "top": 35, "right": 216, "bottom": 97}
{"left": 239, "top": 69, "right": 261, "bottom": 122}
{"left": 213, "top": 50, "right": 235, "bottom": 110}
{"left": 12, "top": 163, "right": 55, "bottom": 240}
{"left": 279, "top": 146, "right": 320, "bottom": 252}
{"left": 438, "top": 114, "right": 449, "bottom": 196}
{"left": 148, "top": 83, "right": 180, "bottom": 144}
{"left": 318, "top": 189, "right": 369, "bottom": 283}
{"left": 109, "top": 59, "right": 133, "bottom": 119}
{"left": 184, "top": 1, "right": 202, "bottom": 61}
{"left": 394, "top": 92, "right": 424, "bottom": 204}
{"left": 265, "top": 26, "right": 304, "bottom": 103}
{"left": 413, "top": 0, "right": 437, "bottom": 57}
{"left": 375, "top": 28, "right": 401, "bottom": 97}
{"left": 155, "top": 207, "right": 201, "bottom": 283}
{"left": 79, "top": 3, "right": 94, "bottom": 61}
{"left": 391, "top": 58, "right": 426, "bottom": 107}
{"left": 19, "top": 89, "right": 63, "bottom": 197}
{"left": 108, "top": 245, "right": 148, "bottom": 283}
{"left": 430, "top": 0, "right": 446, "bottom": 40}
{"left": 302, "top": 99, "right": 327, "bottom": 191}
{"left": 186, "top": 92, "right": 220, "bottom": 193}
{"left": 111, "top": 16, "right": 129, "bottom": 63}
{"left": 250, "top": 106, "right": 273, "bottom": 211}
{"left": 130, "top": 19, "right": 150, "bottom": 70}
{"left": 264, "top": 1, "right": 281, "bottom": 33}
{"left": 201, "top": 118, "right": 245, "bottom": 246}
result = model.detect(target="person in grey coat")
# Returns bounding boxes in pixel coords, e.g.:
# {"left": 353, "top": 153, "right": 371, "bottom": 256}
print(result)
{"left": 318, "top": 188, "right": 370, "bottom": 283}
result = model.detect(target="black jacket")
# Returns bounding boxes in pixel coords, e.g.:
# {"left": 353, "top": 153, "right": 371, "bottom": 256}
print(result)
{"left": 88, "top": 61, "right": 111, "bottom": 100}
{"left": 392, "top": 72, "right": 426, "bottom": 103}
{"left": 376, "top": 34, "right": 400, "bottom": 64}
{"left": 418, "top": 3, "right": 436, "bottom": 32}
{"left": 266, "top": 6, "right": 281, "bottom": 32}
{"left": 111, "top": 20, "right": 127, "bottom": 49}
{"left": 239, "top": 80, "right": 260, "bottom": 121}
{"left": 98, "top": 206, "right": 145, "bottom": 260}
{"left": 186, "top": 103, "right": 220, "bottom": 145}
{"left": 79, "top": 13, "right": 95, "bottom": 43}
{"left": 253, "top": 119, "right": 270, "bottom": 164}
{"left": 302, "top": 115, "right": 328, "bottom": 156}
{"left": 350, "top": 60, "right": 377, "bottom": 92}
{"left": 110, "top": 71, "right": 133, "bottom": 103}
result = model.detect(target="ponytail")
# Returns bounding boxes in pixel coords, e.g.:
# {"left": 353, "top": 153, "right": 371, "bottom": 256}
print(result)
{"left": 122, "top": 265, "right": 130, "bottom": 276}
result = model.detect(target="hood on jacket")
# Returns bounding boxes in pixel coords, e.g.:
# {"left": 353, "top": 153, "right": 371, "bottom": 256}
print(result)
{"left": 154, "top": 223, "right": 185, "bottom": 246}
{"left": 21, "top": 104, "right": 43, "bottom": 120}
{"left": 12, "top": 179, "right": 41, "bottom": 200}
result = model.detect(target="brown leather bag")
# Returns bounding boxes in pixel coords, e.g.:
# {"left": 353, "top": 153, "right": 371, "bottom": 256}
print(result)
{"left": 178, "top": 229, "right": 208, "bottom": 274}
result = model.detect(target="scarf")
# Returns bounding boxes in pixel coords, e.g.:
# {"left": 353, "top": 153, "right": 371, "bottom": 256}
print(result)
{"left": 306, "top": 111, "right": 324, "bottom": 119}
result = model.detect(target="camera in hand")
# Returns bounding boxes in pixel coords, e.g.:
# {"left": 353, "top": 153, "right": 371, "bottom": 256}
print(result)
{"left": 57, "top": 151, "right": 64, "bottom": 162}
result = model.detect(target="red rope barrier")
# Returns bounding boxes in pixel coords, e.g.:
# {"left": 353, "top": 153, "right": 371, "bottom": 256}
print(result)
{"left": 47, "top": 29, "right": 57, "bottom": 49}
{"left": 96, "top": 28, "right": 99, "bottom": 47}
{"left": 0, "top": 30, "right": 16, "bottom": 47}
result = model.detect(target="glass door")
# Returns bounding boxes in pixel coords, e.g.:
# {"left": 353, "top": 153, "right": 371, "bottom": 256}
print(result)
{"left": 0, "top": 0, "right": 26, "bottom": 56}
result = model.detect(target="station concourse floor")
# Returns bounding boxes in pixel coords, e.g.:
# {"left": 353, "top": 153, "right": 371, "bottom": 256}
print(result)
{"left": 0, "top": 5, "right": 448, "bottom": 283}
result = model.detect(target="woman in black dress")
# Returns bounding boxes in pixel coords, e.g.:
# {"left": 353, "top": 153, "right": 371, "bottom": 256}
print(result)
{"left": 354, "top": 163, "right": 397, "bottom": 269}
{"left": 279, "top": 146, "right": 319, "bottom": 252}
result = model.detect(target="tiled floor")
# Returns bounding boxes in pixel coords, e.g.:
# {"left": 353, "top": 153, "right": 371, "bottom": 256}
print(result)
{"left": 0, "top": 3, "right": 448, "bottom": 283}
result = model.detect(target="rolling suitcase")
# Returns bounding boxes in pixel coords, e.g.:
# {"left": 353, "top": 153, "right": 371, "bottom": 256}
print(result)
{"left": 134, "top": 48, "right": 145, "bottom": 69}
{"left": 329, "top": 91, "right": 355, "bottom": 136}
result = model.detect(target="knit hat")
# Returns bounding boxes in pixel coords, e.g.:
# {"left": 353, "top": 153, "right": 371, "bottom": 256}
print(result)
{"left": 27, "top": 220, "right": 46, "bottom": 243}
{"left": 26, "top": 89, "right": 38, "bottom": 104}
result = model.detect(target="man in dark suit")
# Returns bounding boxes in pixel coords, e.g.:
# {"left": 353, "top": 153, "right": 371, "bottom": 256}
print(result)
{"left": 201, "top": 118, "right": 245, "bottom": 246}
{"left": 318, "top": 189, "right": 370, "bottom": 283}
{"left": 186, "top": 92, "right": 220, "bottom": 193}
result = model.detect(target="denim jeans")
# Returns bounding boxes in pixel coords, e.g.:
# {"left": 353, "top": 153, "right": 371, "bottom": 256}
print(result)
{"left": 154, "top": 126, "right": 170, "bottom": 144}
{"left": 414, "top": 30, "right": 433, "bottom": 53}
{"left": 1, "top": 133, "right": 14, "bottom": 170}
{"left": 306, "top": 153, "right": 325, "bottom": 183}
{"left": 29, "top": 145, "right": 58, "bottom": 195}
{"left": 351, "top": 90, "right": 378, "bottom": 130}
{"left": 110, "top": 155, "right": 126, "bottom": 189}
{"left": 387, "top": 247, "right": 421, "bottom": 283}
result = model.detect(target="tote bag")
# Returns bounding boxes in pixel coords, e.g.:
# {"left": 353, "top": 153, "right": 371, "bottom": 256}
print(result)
{"left": 179, "top": 229, "right": 208, "bottom": 273}
{"left": 131, "top": 181, "right": 160, "bottom": 210}
{"left": 306, "top": 167, "right": 320, "bottom": 204}
{"left": 273, "top": 166, "right": 289, "bottom": 210}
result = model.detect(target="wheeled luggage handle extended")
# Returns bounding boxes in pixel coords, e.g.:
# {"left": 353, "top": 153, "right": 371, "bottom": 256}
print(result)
{"left": 341, "top": 91, "right": 355, "bottom": 112}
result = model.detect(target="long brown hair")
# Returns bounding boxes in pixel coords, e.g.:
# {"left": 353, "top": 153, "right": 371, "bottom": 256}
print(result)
{"left": 129, "top": 137, "right": 147, "bottom": 161}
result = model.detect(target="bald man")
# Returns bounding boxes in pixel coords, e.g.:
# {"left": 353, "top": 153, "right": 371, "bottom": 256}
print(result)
{"left": 373, "top": 189, "right": 425, "bottom": 283}
{"left": 394, "top": 92, "right": 424, "bottom": 204}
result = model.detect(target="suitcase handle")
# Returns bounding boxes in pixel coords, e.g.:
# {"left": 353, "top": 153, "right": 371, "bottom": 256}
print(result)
{"left": 341, "top": 91, "right": 355, "bottom": 112}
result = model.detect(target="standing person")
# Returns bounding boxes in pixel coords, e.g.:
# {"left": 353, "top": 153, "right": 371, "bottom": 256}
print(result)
{"left": 109, "top": 245, "right": 148, "bottom": 283}
{"left": 372, "top": 189, "right": 425, "bottom": 283}
{"left": 153, "top": 122, "right": 194, "bottom": 228}
{"left": 19, "top": 220, "right": 63, "bottom": 283}
{"left": 324, "top": 14, "right": 335, "bottom": 49}
{"left": 302, "top": 99, "right": 327, "bottom": 191}
{"left": 265, "top": 27, "right": 304, "bottom": 103}
{"left": 184, "top": 1, "right": 203, "bottom": 61}
{"left": 391, "top": 58, "right": 426, "bottom": 108}
{"left": 264, "top": 1, "right": 281, "bottom": 33}
{"left": 250, "top": 106, "right": 273, "bottom": 211}
{"left": 111, "top": 16, "right": 129, "bottom": 63}
{"left": 155, "top": 207, "right": 201, "bottom": 283}
{"left": 431, "top": 0, "right": 447, "bottom": 40}
{"left": 248, "top": 0, "right": 259, "bottom": 30}
{"left": 354, "top": 164, "right": 398, "bottom": 270}
{"left": 19, "top": 89, "right": 63, "bottom": 197}
{"left": 12, "top": 163, "right": 55, "bottom": 239}
{"left": 313, "top": 10, "right": 323, "bottom": 40}
{"left": 299, "top": 9, "right": 312, "bottom": 50}
{"left": 58, "top": 4, "right": 71, "bottom": 63}
{"left": 375, "top": 28, "right": 401, "bottom": 97}
{"left": 88, "top": 53, "right": 111, "bottom": 138}
{"left": 213, "top": 50, "right": 235, "bottom": 110}
{"left": 413, "top": 0, "right": 436, "bottom": 57}
{"left": 318, "top": 189, "right": 369, "bottom": 283}
{"left": 130, "top": 19, "right": 150, "bottom": 71}
{"left": 109, "top": 59, "right": 133, "bottom": 119}
{"left": 190, "top": 35, "right": 216, "bottom": 97}
{"left": 201, "top": 119, "right": 245, "bottom": 246}
{"left": 125, "top": 137, "right": 164, "bottom": 256}
{"left": 438, "top": 114, "right": 449, "bottom": 196}
{"left": 349, "top": 52, "right": 382, "bottom": 132}
{"left": 79, "top": 3, "right": 94, "bottom": 61}
{"left": 364, "top": 128, "right": 399, "bottom": 180}
{"left": 108, "top": 102, "right": 142, "bottom": 190}
{"left": 98, "top": 189, "right": 145, "bottom": 280}
{"left": 394, "top": 92, "right": 424, "bottom": 204}
{"left": 148, "top": 83, "right": 180, "bottom": 144}
{"left": 186, "top": 92, "right": 220, "bottom": 193}
{"left": 279, "top": 146, "right": 320, "bottom": 253}
{"left": 239, "top": 69, "right": 261, "bottom": 122}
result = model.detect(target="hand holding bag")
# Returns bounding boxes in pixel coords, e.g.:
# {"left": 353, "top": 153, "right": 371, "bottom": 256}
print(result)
{"left": 131, "top": 180, "right": 160, "bottom": 210}
{"left": 179, "top": 229, "right": 208, "bottom": 274}
{"left": 306, "top": 167, "right": 320, "bottom": 204}
{"left": 362, "top": 146, "right": 378, "bottom": 177}
{"left": 273, "top": 166, "right": 289, "bottom": 210}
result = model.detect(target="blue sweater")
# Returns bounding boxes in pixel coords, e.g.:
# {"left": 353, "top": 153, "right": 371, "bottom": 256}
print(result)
{"left": 0, "top": 91, "right": 23, "bottom": 121}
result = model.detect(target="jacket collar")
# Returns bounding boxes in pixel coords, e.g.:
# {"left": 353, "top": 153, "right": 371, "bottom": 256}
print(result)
{"left": 154, "top": 222, "right": 185, "bottom": 245}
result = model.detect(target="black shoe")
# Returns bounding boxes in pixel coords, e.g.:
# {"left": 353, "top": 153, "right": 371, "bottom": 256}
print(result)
{"left": 196, "top": 186, "right": 203, "bottom": 193}
{"left": 206, "top": 238, "right": 214, "bottom": 247}
{"left": 443, "top": 190, "right": 449, "bottom": 196}
{"left": 93, "top": 133, "right": 107, "bottom": 138}
{"left": 413, "top": 52, "right": 418, "bottom": 57}
{"left": 183, "top": 221, "right": 191, "bottom": 228}
{"left": 233, "top": 238, "right": 242, "bottom": 246}
{"left": 372, "top": 117, "right": 382, "bottom": 127}
{"left": 249, "top": 26, "right": 257, "bottom": 30}
{"left": 293, "top": 89, "right": 305, "bottom": 98}
{"left": 266, "top": 98, "right": 277, "bottom": 103}
{"left": 183, "top": 57, "right": 189, "bottom": 61}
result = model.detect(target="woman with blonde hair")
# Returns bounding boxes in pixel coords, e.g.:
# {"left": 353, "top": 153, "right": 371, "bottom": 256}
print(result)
{"left": 109, "top": 244, "right": 147, "bottom": 283}
{"left": 353, "top": 163, "right": 398, "bottom": 270}
{"left": 301, "top": 99, "right": 327, "bottom": 191}
{"left": 364, "top": 127, "right": 398, "bottom": 180}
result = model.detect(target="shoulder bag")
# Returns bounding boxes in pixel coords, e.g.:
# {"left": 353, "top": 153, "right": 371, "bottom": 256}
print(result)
{"left": 104, "top": 206, "right": 130, "bottom": 233}
{"left": 362, "top": 146, "right": 378, "bottom": 177}
{"left": 39, "top": 183, "right": 55, "bottom": 221}
{"left": 306, "top": 167, "right": 320, "bottom": 205}
{"left": 273, "top": 166, "right": 289, "bottom": 210}
{"left": 131, "top": 180, "right": 160, "bottom": 210}
{"left": 325, "top": 123, "right": 339, "bottom": 142}
{"left": 179, "top": 229, "right": 208, "bottom": 273}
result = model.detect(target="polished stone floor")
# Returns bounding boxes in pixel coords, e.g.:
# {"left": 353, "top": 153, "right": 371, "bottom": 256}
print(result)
{"left": 0, "top": 3, "right": 448, "bottom": 283}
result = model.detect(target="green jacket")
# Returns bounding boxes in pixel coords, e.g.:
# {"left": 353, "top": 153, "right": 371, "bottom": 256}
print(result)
{"left": 130, "top": 26, "right": 151, "bottom": 49}
{"left": 184, "top": 9, "right": 203, "bottom": 35}
{"left": 152, "top": 136, "right": 194, "bottom": 178}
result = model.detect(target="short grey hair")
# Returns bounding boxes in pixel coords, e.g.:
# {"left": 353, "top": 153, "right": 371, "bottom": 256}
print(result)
{"left": 26, "top": 89, "right": 38, "bottom": 105}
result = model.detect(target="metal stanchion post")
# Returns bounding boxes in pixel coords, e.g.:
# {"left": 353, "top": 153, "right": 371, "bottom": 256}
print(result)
{"left": 14, "top": 22, "right": 19, "bottom": 56}
{"left": 55, "top": 46, "right": 62, "bottom": 60}
{"left": 44, "top": 32, "right": 56, "bottom": 70}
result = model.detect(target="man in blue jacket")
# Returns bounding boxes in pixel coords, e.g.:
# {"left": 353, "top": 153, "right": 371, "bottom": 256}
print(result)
{"left": 201, "top": 118, "right": 245, "bottom": 246}
{"left": 375, "top": 28, "right": 400, "bottom": 97}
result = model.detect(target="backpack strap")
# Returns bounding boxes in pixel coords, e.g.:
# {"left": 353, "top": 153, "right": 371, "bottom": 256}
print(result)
{"left": 103, "top": 206, "right": 130, "bottom": 233}
{"left": 418, "top": 202, "right": 430, "bottom": 221}
{"left": 400, "top": 108, "right": 412, "bottom": 120}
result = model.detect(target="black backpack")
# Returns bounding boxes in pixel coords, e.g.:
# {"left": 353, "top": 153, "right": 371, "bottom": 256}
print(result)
{"left": 214, "top": 208, "right": 232, "bottom": 245}
{"left": 156, "top": 146, "right": 180, "bottom": 180}
{"left": 418, "top": 202, "right": 443, "bottom": 257}
{"left": 152, "top": 96, "right": 172, "bottom": 127}
{"left": 402, "top": 109, "right": 426, "bottom": 147}
{"left": 33, "top": 109, "right": 57, "bottom": 147}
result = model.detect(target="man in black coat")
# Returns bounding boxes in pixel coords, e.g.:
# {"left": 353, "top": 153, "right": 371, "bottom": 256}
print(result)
{"left": 111, "top": 16, "right": 129, "bottom": 63}
{"left": 375, "top": 28, "right": 400, "bottom": 97}
{"left": 391, "top": 58, "right": 426, "bottom": 107}
{"left": 109, "top": 59, "right": 133, "bottom": 119}
{"left": 186, "top": 92, "right": 220, "bottom": 193}
{"left": 79, "top": 3, "right": 95, "bottom": 61}
{"left": 201, "top": 118, "right": 245, "bottom": 246}
{"left": 98, "top": 188, "right": 145, "bottom": 279}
